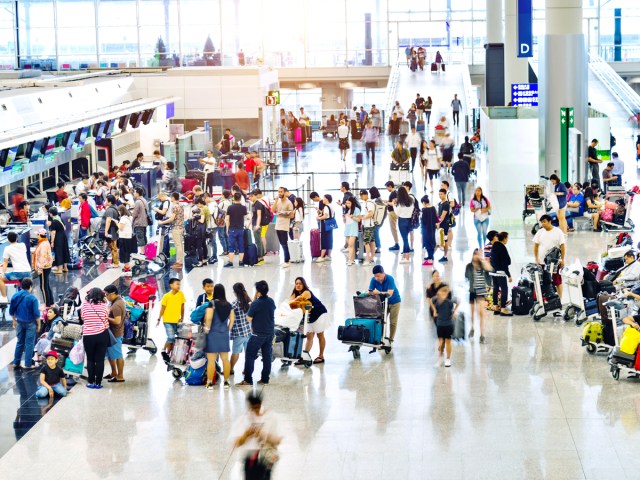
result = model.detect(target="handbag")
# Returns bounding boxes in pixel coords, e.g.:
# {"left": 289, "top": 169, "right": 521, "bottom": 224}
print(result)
{"left": 324, "top": 217, "right": 338, "bottom": 230}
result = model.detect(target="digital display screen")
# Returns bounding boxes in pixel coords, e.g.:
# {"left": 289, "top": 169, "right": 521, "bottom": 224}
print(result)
{"left": 75, "top": 126, "right": 89, "bottom": 147}
{"left": 44, "top": 136, "right": 56, "bottom": 160}
{"left": 3, "top": 147, "right": 18, "bottom": 171}
{"left": 30, "top": 138, "right": 45, "bottom": 162}
{"left": 104, "top": 119, "right": 115, "bottom": 138}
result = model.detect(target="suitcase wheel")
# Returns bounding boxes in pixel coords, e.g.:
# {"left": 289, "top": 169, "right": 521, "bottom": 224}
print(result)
{"left": 349, "top": 345, "right": 361, "bottom": 359}
{"left": 586, "top": 343, "right": 596, "bottom": 355}
{"left": 611, "top": 367, "right": 620, "bottom": 381}
{"left": 172, "top": 368, "right": 183, "bottom": 379}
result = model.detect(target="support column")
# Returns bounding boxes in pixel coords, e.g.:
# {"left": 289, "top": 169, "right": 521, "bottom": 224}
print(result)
{"left": 504, "top": 0, "right": 530, "bottom": 104}
{"left": 485, "top": 0, "right": 505, "bottom": 106}
{"left": 539, "top": 0, "right": 587, "bottom": 178}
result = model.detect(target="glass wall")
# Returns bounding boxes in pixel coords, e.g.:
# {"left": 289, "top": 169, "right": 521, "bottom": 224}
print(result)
{"left": 7, "top": 0, "right": 640, "bottom": 71}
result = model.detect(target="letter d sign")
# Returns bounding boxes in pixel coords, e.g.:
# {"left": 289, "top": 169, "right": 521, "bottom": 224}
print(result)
{"left": 517, "top": 0, "right": 533, "bottom": 58}
{"left": 520, "top": 44, "right": 530, "bottom": 56}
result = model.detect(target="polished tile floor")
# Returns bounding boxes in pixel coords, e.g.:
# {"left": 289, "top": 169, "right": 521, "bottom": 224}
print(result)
{"left": 1, "top": 69, "right": 640, "bottom": 479}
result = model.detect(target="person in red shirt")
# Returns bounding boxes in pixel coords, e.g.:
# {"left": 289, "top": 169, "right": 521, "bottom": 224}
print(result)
{"left": 16, "top": 201, "right": 29, "bottom": 223}
{"left": 78, "top": 193, "right": 92, "bottom": 240}
{"left": 234, "top": 162, "right": 250, "bottom": 193}
{"left": 12, "top": 187, "right": 25, "bottom": 211}
{"left": 119, "top": 160, "right": 130, "bottom": 172}
{"left": 55, "top": 182, "right": 68, "bottom": 204}
{"left": 243, "top": 152, "right": 256, "bottom": 178}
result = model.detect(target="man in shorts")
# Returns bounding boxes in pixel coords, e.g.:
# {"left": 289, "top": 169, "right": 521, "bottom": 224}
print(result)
{"left": 105, "top": 284, "right": 126, "bottom": 383}
{"left": 436, "top": 189, "right": 453, "bottom": 263}
{"left": 359, "top": 189, "right": 377, "bottom": 266}
{"left": 157, "top": 278, "right": 186, "bottom": 361}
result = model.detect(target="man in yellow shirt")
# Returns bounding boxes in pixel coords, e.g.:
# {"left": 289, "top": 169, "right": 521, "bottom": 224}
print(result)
{"left": 157, "top": 278, "right": 186, "bottom": 361}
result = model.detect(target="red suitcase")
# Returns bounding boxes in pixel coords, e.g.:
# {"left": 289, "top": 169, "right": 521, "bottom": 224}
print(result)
{"left": 180, "top": 178, "right": 198, "bottom": 194}
{"left": 431, "top": 62, "right": 437, "bottom": 72}
{"left": 310, "top": 228, "right": 321, "bottom": 258}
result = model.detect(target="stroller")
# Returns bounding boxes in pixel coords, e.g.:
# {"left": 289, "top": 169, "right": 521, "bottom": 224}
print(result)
{"left": 77, "top": 233, "right": 110, "bottom": 265}
{"left": 57, "top": 286, "right": 82, "bottom": 321}
{"left": 581, "top": 292, "right": 619, "bottom": 355}
{"left": 338, "top": 293, "right": 392, "bottom": 359}
{"left": 130, "top": 240, "right": 169, "bottom": 277}
{"left": 123, "top": 281, "right": 158, "bottom": 356}
{"left": 272, "top": 303, "right": 312, "bottom": 368}
{"left": 600, "top": 189, "right": 635, "bottom": 232}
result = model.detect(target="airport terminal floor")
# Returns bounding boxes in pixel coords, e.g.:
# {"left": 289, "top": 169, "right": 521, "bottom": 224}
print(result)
{"left": 2, "top": 73, "right": 640, "bottom": 479}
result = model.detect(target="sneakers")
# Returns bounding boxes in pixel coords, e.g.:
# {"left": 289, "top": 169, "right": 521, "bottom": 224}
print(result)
{"left": 422, "top": 259, "right": 433, "bottom": 266}
{"left": 469, "top": 329, "right": 475, "bottom": 339}
{"left": 223, "top": 262, "right": 234, "bottom": 268}
{"left": 256, "top": 260, "right": 265, "bottom": 265}
{"left": 347, "top": 261, "right": 354, "bottom": 266}
{"left": 479, "top": 335, "right": 486, "bottom": 344}
{"left": 362, "top": 261, "right": 374, "bottom": 266}
{"left": 341, "top": 247, "right": 349, "bottom": 253}
{"left": 224, "top": 381, "right": 231, "bottom": 390}
{"left": 375, "top": 249, "right": 381, "bottom": 254}
{"left": 444, "top": 358, "right": 451, "bottom": 367}
{"left": 314, "top": 257, "right": 325, "bottom": 263}
{"left": 221, "top": 251, "right": 229, "bottom": 256}
{"left": 236, "top": 380, "right": 253, "bottom": 386}
{"left": 399, "top": 258, "right": 410, "bottom": 264}
{"left": 87, "top": 383, "right": 95, "bottom": 389}
{"left": 281, "top": 262, "right": 290, "bottom": 268}
{"left": 438, "top": 257, "right": 448, "bottom": 263}
{"left": 389, "top": 244, "right": 400, "bottom": 251}
{"left": 434, "top": 356, "right": 443, "bottom": 367}
{"left": 206, "top": 383, "right": 214, "bottom": 390}
{"left": 257, "top": 380, "right": 269, "bottom": 386}
{"left": 0, "top": 296, "right": 8, "bottom": 304}
{"left": 207, "top": 257, "right": 218, "bottom": 264}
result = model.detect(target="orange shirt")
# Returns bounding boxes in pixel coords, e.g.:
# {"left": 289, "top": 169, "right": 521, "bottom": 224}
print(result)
{"left": 234, "top": 170, "right": 250, "bottom": 191}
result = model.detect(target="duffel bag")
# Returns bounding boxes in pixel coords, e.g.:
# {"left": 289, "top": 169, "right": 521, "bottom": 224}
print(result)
{"left": 337, "top": 325, "right": 370, "bottom": 343}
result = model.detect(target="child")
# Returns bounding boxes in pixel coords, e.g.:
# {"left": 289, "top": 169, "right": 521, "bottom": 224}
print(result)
{"left": 157, "top": 278, "right": 186, "bottom": 362}
{"left": 420, "top": 195, "right": 438, "bottom": 266}
{"left": 196, "top": 278, "right": 215, "bottom": 306}
{"left": 36, "top": 350, "right": 68, "bottom": 398}
{"left": 433, "top": 285, "right": 458, "bottom": 367}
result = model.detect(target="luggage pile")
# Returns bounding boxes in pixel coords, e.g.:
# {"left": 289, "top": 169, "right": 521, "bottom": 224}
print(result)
{"left": 338, "top": 294, "right": 391, "bottom": 359}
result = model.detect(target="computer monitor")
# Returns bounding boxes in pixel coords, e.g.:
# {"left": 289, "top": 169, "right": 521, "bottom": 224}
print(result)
{"left": 44, "top": 136, "right": 56, "bottom": 159}
{"left": 3, "top": 147, "right": 18, "bottom": 172}
{"left": 58, "top": 162, "right": 70, "bottom": 182}
{"left": 43, "top": 175, "right": 56, "bottom": 191}
{"left": 30, "top": 138, "right": 46, "bottom": 162}
{"left": 141, "top": 109, "right": 155, "bottom": 125}
{"left": 92, "top": 122, "right": 106, "bottom": 140}
{"left": 75, "top": 126, "right": 89, "bottom": 147}
{"left": 103, "top": 119, "right": 115, "bottom": 138}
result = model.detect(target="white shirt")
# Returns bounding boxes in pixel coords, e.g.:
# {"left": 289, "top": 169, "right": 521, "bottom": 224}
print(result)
{"left": 118, "top": 215, "right": 133, "bottom": 239}
{"left": 229, "top": 410, "right": 280, "bottom": 456}
{"left": 338, "top": 125, "right": 349, "bottom": 139}
{"left": 611, "top": 157, "right": 625, "bottom": 176}
{"left": 294, "top": 207, "right": 304, "bottom": 223}
{"left": 424, "top": 148, "right": 441, "bottom": 170}
{"left": 3, "top": 242, "right": 31, "bottom": 273}
{"left": 617, "top": 261, "right": 640, "bottom": 286}
{"left": 76, "top": 181, "right": 87, "bottom": 195}
{"left": 532, "top": 227, "right": 565, "bottom": 263}
{"left": 202, "top": 156, "right": 217, "bottom": 174}
{"left": 361, "top": 199, "right": 376, "bottom": 228}
{"left": 406, "top": 132, "right": 422, "bottom": 149}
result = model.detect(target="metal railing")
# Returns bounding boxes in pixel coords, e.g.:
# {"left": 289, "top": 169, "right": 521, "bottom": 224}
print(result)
{"left": 589, "top": 52, "right": 640, "bottom": 118}
{"left": 384, "top": 52, "right": 402, "bottom": 120}
{"left": 461, "top": 62, "right": 477, "bottom": 133}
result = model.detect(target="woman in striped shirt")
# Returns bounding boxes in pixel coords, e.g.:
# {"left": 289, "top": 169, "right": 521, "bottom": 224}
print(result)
{"left": 464, "top": 249, "right": 493, "bottom": 344}
{"left": 81, "top": 288, "right": 110, "bottom": 389}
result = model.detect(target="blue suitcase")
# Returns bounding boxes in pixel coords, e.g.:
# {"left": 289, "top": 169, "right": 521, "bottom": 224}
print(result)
{"left": 344, "top": 318, "right": 383, "bottom": 344}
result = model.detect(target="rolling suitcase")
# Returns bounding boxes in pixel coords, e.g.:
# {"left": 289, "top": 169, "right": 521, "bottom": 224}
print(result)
{"left": 180, "top": 178, "right": 198, "bottom": 194}
{"left": 294, "top": 127, "right": 303, "bottom": 144}
{"left": 310, "top": 228, "right": 322, "bottom": 258}
{"left": 356, "top": 152, "right": 363, "bottom": 165}
{"left": 431, "top": 62, "right": 437, "bottom": 72}
{"left": 511, "top": 286, "right": 534, "bottom": 315}
{"left": 344, "top": 318, "right": 383, "bottom": 344}
{"left": 441, "top": 63, "right": 446, "bottom": 72}
{"left": 581, "top": 322, "right": 604, "bottom": 345}
{"left": 282, "top": 141, "right": 289, "bottom": 159}
{"left": 288, "top": 239, "right": 304, "bottom": 263}
{"left": 416, "top": 120, "right": 425, "bottom": 132}
{"left": 452, "top": 312, "right": 465, "bottom": 340}
{"left": 243, "top": 229, "right": 258, "bottom": 266}
{"left": 266, "top": 223, "right": 280, "bottom": 253}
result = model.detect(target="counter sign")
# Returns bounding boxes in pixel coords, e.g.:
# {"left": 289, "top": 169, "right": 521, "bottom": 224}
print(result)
{"left": 511, "top": 83, "right": 539, "bottom": 107}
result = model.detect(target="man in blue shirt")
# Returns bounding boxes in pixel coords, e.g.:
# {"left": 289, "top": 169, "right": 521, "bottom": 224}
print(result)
{"left": 565, "top": 184, "right": 585, "bottom": 230}
{"left": 238, "top": 280, "right": 276, "bottom": 386}
{"left": 368, "top": 265, "right": 402, "bottom": 343}
{"left": 10, "top": 278, "right": 41, "bottom": 370}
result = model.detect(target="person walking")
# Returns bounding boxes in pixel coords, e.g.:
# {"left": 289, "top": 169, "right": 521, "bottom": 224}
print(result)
{"left": 203, "top": 284, "right": 235, "bottom": 390}
{"left": 421, "top": 139, "right": 441, "bottom": 192}
{"left": 32, "top": 228, "right": 54, "bottom": 307}
{"left": 395, "top": 187, "right": 415, "bottom": 264}
{"left": 388, "top": 113, "right": 401, "bottom": 146}
{"left": 433, "top": 285, "right": 458, "bottom": 367}
{"left": 131, "top": 187, "right": 148, "bottom": 255}
{"left": 425, "top": 96, "right": 433, "bottom": 124}
{"left": 465, "top": 249, "right": 492, "bottom": 343}
{"left": 358, "top": 190, "right": 377, "bottom": 266}
{"left": 343, "top": 197, "right": 361, "bottom": 266}
{"left": 337, "top": 120, "right": 350, "bottom": 162}
{"left": 470, "top": 187, "right": 491, "bottom": 249}
{"left": 290, "top": 277, "right": 330, "bottom": 365}
{"left": 368, "top": 265, "right": 402, "bottom": 344}
{"left": 9, "top": 278, "right": 41, "bottom": 370}
{"left": 272, "top": 187, "right": 294, "bottom": 268}
{"left": 104, "top": 284, "right": 126, "bottom": 383}
{"left": 362, "top": 121, "right": 379, "bottom": 165}
{"left": 451, "top": 94, "right": 462, "bottom": 127}
{"left": 451, "top": 152, "right": 470, "bottom": 205}
{"left": 315, "top": 194, "right": 335, "bottom": 263}
{"left": 407, "top": 103, "right": 417, "bottom": 129}
{"left": 436, "top": 189, "right": 453, "bottom": 263}
{"left": 78, "top": 193, "right": 91, "bottom": 241}
{"left": 230, "top": 283, "right": 252, "bottom": 376}
{"left": 48, "top": 206, "right": 71, "bottom": 274}
{"left": 489, "top": 232, "right": 513, "bottom": 316}
{"left": 406, "top": 126, "right": 422, "bottom": 173}
{"left": 80, "top": 287, "right": 111, "bottom": 389}
{"left": 416, "top": 93, "right": 425, "bottom": 120}
{"left": 420, "top": 195, "right": 438, "bottom": 266}
{"left": 238, "top": 281, "right": 276, "bottom": 387}
{"left": 385, "top": 182, "right": 400, "bottom": 251}
{"left": 223, "top": 193, "right": 248, "bottom": 268}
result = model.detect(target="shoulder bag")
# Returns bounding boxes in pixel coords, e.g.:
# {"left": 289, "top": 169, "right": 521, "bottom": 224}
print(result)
{"left": 324, "top": 206, "right": 338, "bottom": 230}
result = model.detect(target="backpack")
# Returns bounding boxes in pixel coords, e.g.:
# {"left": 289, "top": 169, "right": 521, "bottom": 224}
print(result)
{"left": 373, "top": 198, "right": 387, "bottom": 226}
{"left": 258, "top": 199, "right": 273, "bottom": 226}
{"left": 184, "top": 361, "right": 208, "bottom": 386}
{"left": 215, "top": 200, "right": 229, "bottom": 227}
{"left": 190, "top": 301, "right": 210, "bottom": 325}
{"left": 451, "top": 199, "right": 461, "bottom": 216}
{"left": 410, "top": 196, "right": 420, "bottom": 229}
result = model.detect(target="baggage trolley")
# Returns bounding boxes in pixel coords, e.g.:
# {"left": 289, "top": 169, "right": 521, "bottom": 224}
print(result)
{"left": 561, "top": 266, "right": 590, "bottom": 324}
{"left": 523, "top": 263, "right": 563, "bottom": 321}
{"left": 338, "top": 294, "right": 392, "bottom": 359}
{"left": 601, "top": 190, "right": 635, "bottom": 233}
{"left": 523, "top": 184, "right": 544, "bottom": 222}
{"left": 606, "top": 299, "right": 640, "bottom": 381}
{"left": 124, "top": 281, "right": 158, "bottom": 356}
{"left": 581, "top": 292, "right": 618, "bottom": 355}
{"left": 272, "top": 306, "right": 313, "bottom": 368}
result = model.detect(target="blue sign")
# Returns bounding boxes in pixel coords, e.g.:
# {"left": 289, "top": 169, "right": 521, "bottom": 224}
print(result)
{"left": 511, "top": 83, "right": 539, "bottom": 106}
{"left": 517, "top": 0, "right": 533, "bottom": 58}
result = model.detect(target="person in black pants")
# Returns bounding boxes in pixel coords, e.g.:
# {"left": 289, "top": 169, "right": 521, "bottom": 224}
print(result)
{"left": 237, "top": 281, "right": 276, "bottom": 386}
{"left": 272, "top": 187, "right": 294, "bottom": 267}
{"left": 489, "top": 231, "right": 513, "bottom": 316}
{"left": 193, "top": 199, "right": 208, "bottom": 267}
{"left": 80, "top": 288, "right": 111, "bottom": 389}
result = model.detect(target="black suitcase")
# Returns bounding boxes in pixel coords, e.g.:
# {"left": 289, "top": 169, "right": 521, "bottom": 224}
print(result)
{"left": 282, "top": 141, "right": 289, "bottom": 159}
{"left": 356, "top": 152, "right": 363, "bottom": 165}
{"left": 511, "top": 286, "right": 534, "bottom": 315}
{"left": 337, "top": 324, "right": 370, "bottom": 343}
{"left": 603, "top": 257, "right": 625, "bottom": 273}
{"left": 609, "top": 347, "right": 636, "bottom": 368}
{"left": 597, "top": 280, "right": 616, "bottom": 294}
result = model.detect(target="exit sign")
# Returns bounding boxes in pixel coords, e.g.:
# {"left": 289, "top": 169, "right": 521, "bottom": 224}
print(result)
{"left": 266, "top": 95, "right": 278, "bottom": 106}
{"left": 268, "top": 90, "right": 280, "bottom": 104}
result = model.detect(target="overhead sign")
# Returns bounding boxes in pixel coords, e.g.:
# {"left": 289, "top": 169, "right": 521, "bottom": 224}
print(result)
{"left": 266, "top": 95, "right": 278, "bottom": 106}
{"left": 517, "top": 0, "right": 533, "bottom": 58}
{"left": 268, "top": 90, "right": 280, "bottom": 105}
{"left": 511, "top": 83, "right": 538, "bottom": 106}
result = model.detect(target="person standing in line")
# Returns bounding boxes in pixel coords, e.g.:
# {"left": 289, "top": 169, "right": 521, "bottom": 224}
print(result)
{"left": 406, "top": 126, "right": 422, "bottom": 173}
{"left": 224, "top": 192, "right": 248, "bottom": 268}
{"left": 436, "top": 189, "right": 453, "bottom": 263}
{"left": 533, "top": 215, "right": 566, "bottom": 297}
{"left": 198, "top": 150, "right": 217, "bottom": 194}
{"left": 32, "top": 229, "right": 54, "bottom": 307}
{"left": 587, "top": 138, "right": 601, "bottom": 183}
{"left": 230, "top": 283, "right": 252, "bottom": 376}
{"left": 337, "top": 120, "right": 350, "bottom": 162}
{"left": 470, "top": 187, "right": 491, "bottom": 249}
{"left": 158, "top": 192, "right": 185, "bottom": 270}
{"left": 421, "top": 139, "right": 441, "bottom": 192}
{"left": 80, "top": 288, "right": 111, "bottom": 389}
{"left": 550, "top": 174, "right": 569, "bottom": 234}
{"left": 292, "top": 197, "right": 304, "bottom": 241}
{"left": 272, "top": 187, "right": 294, "bottom": 268}
{"left": 157, "top": 277, "right": 186, "bottom": 361}
{"left": 368, "top": 265, "right": 402, "bottom": 344}
{"left": 116, "top": 206, "right": 136, "bottom": 275}
{"left": 48, "top": 206, "right": 71, "bottom": 274}
{"left": 369, "top": 186, "right": 384, "bottom": 253}
{"left": 362, "top": 121, "right": 379, "bottom": 165}
{"left": 336, "top": 182, "right": 352, "bottom": 253}
{"left": 451, "top": 94, "right": 462, "bottom": 127}
{"left": 343, "top": 197, "right": 361, "bottom": 266}
{"left": 9, "top": 278, "right": 41, "bottom": 370}
{"left": 433, "top": 285, "right": 458, "bottom": 367}
{"left": 420, "top": 195, "right": 438, "bottom": 266}
{"left": 610, "top": 152, "right": 624, "bottom": 186}
{"left": 131, "top": 187, "right": 149, "bottom": 255}
{"left": 359, "top": 190, "right": 377, "bottom": 266}
{"left": 248, "top": 191, "right": 266, "bottom": 264}
{"left": 238, "top": 281, "right": 276, "bottom": 387}
{"left": 451, "top": 152, "right": 470, "bottom": 205}
{"left": 385, "top": 181, "right": 400, "bottom": 251}
{"left": 203, "top": 283, "right": 235, "bottom": 390}
{"left": 104, "top": 284, "right": 126, "bottom": 383}
{"left": 315, "top": 194, "right": 334, "bottom": 263}
{"left": 153, "top": 190, "right": 171, "bottom": 258}
{"left": 78, "top": 193, "right": 92, "bottom": 241}
{"left": 394, "top": 187, "right": 415, "bottom": 264}
{"left": 489, "top": 232, "right": 513, "bottom": 316}
{"left": 217, "top": 190, "right": 232, "bottom": 256}
{"left": 465, "top": 248, "right": 492, "bottom": 343}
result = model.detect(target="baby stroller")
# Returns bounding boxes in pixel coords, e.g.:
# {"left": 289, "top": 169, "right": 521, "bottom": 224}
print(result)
{"left": 130, "top": 240, "right": 169, "bottom": 277}
{"left": 525, "top": 177, "right": 557, "bottom": 234}
{"left": 600, "top": 189, "right": 635, "bottom": 232}
{"left": 123, "top": 281, "right": 158, "bottom": 356}
{"left": 272, "top": 303, "right": 312, "bottom": 368}
{"left": 56, "top": 286, "right": 82, "bottom": 321}
{"left": 338, "top": 293, "right": 392, "bottom": 359}
{"left": 581, "top": 292, "right": 618, "bottom": 355}
{"left": 77, "top": 233, "right": 110, "bottom": 265}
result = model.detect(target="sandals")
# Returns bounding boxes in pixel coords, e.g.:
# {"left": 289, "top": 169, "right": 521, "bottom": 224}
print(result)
{"left": 313, "top": 357, "right": 325, "bottom": 364}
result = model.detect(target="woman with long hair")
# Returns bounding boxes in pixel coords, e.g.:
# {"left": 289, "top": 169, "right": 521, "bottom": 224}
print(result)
{"left": 470, "top": 187, "right": 491, "bottom": 249}
{"left": 343, "top": 196, "right": 361, "bottom": 266}
{"left": 395, "top": 187, "right": 415, "bottom": 263}
{"left": 203, "top": 284, "right": 235, "bottom": 390}
{"left": 81, "top": 288, "right": 110, "bottom": 389}
{"left": 290, "top": 277, "right": 330, "bottom": 365}
{"left": 230, "top": 282, "right": 252, "bottom": 375}
{"left": 489, "top": 232, "right": 513, "bottom": 316}
{"left": 32, "top": 228, "right": 54, "bottom": 307}
{"left": 465, "top": 248, "right": 493, "bottom": 343}
{"left": 369, "top": 186, "right": 383, "bottom": 252}
{"left": 315, "top": 194, "right": 334, "bottom": 262}
{"left": 421, "top": 139, "right": 441, "bottom": 192}
{"left": 48, "top": 206, "right": 70, "bottom": 274}
{"left": 583, "top": 186, "right": 602, "bottom": 231}
{"left": 293, "top": 197, "right": 305, "bottom": 240}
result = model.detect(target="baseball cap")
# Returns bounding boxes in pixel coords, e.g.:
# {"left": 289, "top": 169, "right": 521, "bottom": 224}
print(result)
{"left": 359, "top": 189, "right": 368, "bottom": 195}
{"left": 37, "top": 228, "right": 47, "bottom": 236}
{"left": 45, "top": 350, "right": 59, "bottom": 359}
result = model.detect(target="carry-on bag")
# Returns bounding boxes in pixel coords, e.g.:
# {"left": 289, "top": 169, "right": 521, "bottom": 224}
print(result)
{"left": 338, "top": 324, "right": 370, "bottom": 343}
{"left": 353, "top": 295, "right": 383, "bottom": 319}
{"left": 356, "top": 152, "right": 363, "bottom": 165}
{"left": 431, "top": 62, "right": 437, "bottom": 72}
{"left": 287, "top": 239, "right": 304, "bottom": 263}
{"left": 344, "top": 318, "right": 383, "bottom": 344}
{"left": 310, "top": 228, "right": 322, "bottom": 258}
{"left": 511, "top": 286, "right": 534, "bottom": 315}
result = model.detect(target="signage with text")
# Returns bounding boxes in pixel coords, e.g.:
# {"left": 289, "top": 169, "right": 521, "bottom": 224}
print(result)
{"left": 511, "top": 83, "right": 538, "bottom": 106}
{"left": 517, "top": 0, "right": 533, "bottom": 58}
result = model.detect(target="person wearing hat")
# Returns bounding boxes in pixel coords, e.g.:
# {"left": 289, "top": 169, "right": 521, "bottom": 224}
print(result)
{"left": 104, "top": 284, "right": 127, "bottom": 383}
{"left": 32, "top": 228, "right": 54, "bottom": 307}
{"left": 36, "top": 350, "right": 68, "bottom": 399}
{"left": 368, "top": 265, "right": 402, "bottom": 343}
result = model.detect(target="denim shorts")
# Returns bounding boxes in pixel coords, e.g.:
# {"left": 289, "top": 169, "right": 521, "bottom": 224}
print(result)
{"left": 106, "top": 335, "right": 123, "bottom": 360}
{"left": 5, "top": 271, "right": 31, "bottom": 281}
{"left": 227, "top": 228, "right": 245, "bottom": 254}
{"left": 163, "top": 323, "right": 179, "bottom": 343}
{"left": 134, "top": 226, "right": 147, "bottom": 247}
{"left": 232, "top": 335, "right": 250, "bottom": 354}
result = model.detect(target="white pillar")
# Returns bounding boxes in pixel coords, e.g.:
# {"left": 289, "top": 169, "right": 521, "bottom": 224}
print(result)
{"left": 487, "top": 0, "right": 504, "bottom": 44}
{"left": 504, "top": 0, "right": 530, "bottom": 103}
{"left": 539, "top": 0, "right": 587, "bottom": 177}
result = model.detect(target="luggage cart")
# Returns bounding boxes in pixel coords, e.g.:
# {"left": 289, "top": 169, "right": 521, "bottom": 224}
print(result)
{"left": 272, "top": 306, "right": 313, "bottom": 368}
{"left": 524, "top": 263, "right": 563, "bottom": 321}
{"left": 123, "top": 296, "right": 158, "bottom": 356}
{"left": 165, "top": 323, "right": 197, "bottom": 379}
{"left": 338, "top": 294, "right": 392, "bottom": 359}
{"left": 606, "top": 299, "right": 640, "bottom": 381}
{"left": 581, "top": 292, "right": 618, "bottom": 355}
{"left": 561, "top": 266, "right": 590, "bottom": 324}
{"left": 601, "top": 189, "right": 635, "bottom": 233}
{"left": 523, "top": 184, "right": 544, "bottom": 222}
